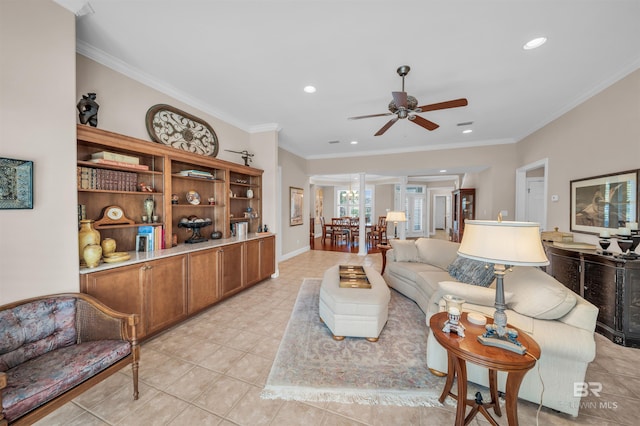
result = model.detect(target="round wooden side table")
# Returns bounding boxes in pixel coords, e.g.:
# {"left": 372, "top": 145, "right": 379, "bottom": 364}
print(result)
{"left": 377, "top": 244, "right": 392, "bottom": 275}
{"left": 429, "top": 311, "right": 541, "bottom": 426}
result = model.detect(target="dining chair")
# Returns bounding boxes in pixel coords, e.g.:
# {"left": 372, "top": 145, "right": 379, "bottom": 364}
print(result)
{"left": 320, "top": 216, "right": 333, "bottom": 243}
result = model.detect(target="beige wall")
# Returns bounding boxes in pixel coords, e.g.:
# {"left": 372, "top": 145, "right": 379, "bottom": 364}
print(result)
{"left": 517, "top": 69, "right": 640, "bottom": 245}
{"left": 278, "top": 148, "right": 309, "bottom": 257}
{"left": 0, "top": 0, "right": 78, "bottom": 304}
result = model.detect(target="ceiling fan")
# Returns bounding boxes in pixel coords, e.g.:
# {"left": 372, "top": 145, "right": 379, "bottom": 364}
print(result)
{"left": 348, "top": 65, "right": 468, "bottom": 136}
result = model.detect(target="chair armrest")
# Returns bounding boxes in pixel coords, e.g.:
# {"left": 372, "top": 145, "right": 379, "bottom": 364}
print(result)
{"left": 71, "top": 293, "right": 139, "bottom": 344}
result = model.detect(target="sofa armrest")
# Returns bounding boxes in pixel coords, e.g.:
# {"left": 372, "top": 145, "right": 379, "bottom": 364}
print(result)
{"left": 72, "top": 293, "right": 139, "bottom": 345}
{"left": 557, "top": 294, "right": 598, "bottom": 333}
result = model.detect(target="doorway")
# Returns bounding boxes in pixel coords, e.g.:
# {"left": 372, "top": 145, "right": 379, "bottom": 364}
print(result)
{"left": 515, "top": 159, "right": 548, "bottom": 230}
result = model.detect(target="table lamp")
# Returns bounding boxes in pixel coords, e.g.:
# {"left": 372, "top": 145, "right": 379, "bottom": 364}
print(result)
{"left": 457, "top": 219, "right": 549, "bottom": 354}
{"left": 385, "top": 211, "right": 407, "bottom": 239}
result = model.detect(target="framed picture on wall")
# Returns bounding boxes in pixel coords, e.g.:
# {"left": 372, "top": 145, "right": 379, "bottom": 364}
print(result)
{"left": 290, "top": 186, "right": 304, "bottom": 226}
{"left": 0, "top": 157, "right": 33, "bottom": 209}
{"left": 570, "top": 170, "right": 638, "bottom": 235}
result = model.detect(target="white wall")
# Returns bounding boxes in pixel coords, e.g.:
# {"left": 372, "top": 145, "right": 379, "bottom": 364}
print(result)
{"left": 278, "top": 148, "right": 310, "bottom": 257}
{"left": 0, "top": 0, "right": 78, "bottom": 304}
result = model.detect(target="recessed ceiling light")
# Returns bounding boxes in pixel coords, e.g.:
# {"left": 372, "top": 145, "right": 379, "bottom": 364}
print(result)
{"left": 463, "top": 129, "right": 473, "bottom": 134}
{"left": 303, "top": 85, "right": 317, "bottom": 93}
{"left": 350, "top": 140, "right": 358, "bottom": 145}
{"left": 440, "top": 169, "right": 447, "bottom": 173}
{"left": 523, "top": 37, "right": 547, "bottom": 50}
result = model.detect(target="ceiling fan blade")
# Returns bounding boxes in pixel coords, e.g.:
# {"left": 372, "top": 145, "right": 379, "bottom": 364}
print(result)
{"left": 348, "top": 112, "right": 393, "bottom": 120}
{"left": 392, "top": 91, "right": 407, "bottom": 109}
{"left": 409, "top": 115, "right": 439, "bottom": 131}
{"left": 417, "top": 98, "right": 468, "bottom": 112}
{"left": 374, "top": 117, "right": 399, "bottom": 136}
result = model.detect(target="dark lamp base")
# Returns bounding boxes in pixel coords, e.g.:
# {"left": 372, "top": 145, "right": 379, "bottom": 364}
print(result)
{"left": 477, "top": 324, "right": 527, "bottom": 355}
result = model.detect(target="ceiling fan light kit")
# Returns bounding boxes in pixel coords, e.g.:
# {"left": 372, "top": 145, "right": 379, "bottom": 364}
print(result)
{"left": 349, "top": 65, "right": 468, "bottom": 136}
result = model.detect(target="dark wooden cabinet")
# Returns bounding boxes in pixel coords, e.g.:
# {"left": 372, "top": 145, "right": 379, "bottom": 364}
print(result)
{"left": 545, "top": 244, "right": 640, "bottom": 347}
{"left": 451, "top": 188, "right": 475, "bottom": 243}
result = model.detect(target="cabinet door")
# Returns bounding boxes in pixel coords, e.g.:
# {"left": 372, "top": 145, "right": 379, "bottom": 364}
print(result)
{"left": 260, "top": 236, "right": 276, "bottom": 280}
{"left": 583, "top": 260, "right": 618, "bottom": 331}
{"left": 625, "top": 266, "right": 640, "bottom": 338}
{"left": 145, "top": 255, "right": 188, "bottom": 335}
{"left": 548, "top": 253, "right": 581, "bottom": 295}
{"left": 188, "top": 248, "right": 220, "bottom": 313}
{"left": 220, "top": 243, "right": 243, "bottom": 297}
{"left": 80, "top": 264, "right": 146, "bottom": 337}
{"left": 245, "top": 239, "right": 261, "bottom": 286}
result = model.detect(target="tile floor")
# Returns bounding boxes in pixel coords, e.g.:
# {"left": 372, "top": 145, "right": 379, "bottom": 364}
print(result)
{"left": 37, "top": 250, "right": 639, "bottom": 425}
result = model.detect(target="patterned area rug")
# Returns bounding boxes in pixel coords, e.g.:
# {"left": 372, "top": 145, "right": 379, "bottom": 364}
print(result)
{"left": 261, "top": 278, "right": 451, "bottom": 407}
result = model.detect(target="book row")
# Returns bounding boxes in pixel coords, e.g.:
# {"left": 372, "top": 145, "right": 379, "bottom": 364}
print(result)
{"left": 78, "top": 166, "right": 139, "bottom": 192}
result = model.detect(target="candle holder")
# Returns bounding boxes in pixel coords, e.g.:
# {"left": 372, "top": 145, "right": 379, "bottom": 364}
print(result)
{"left": 598, "top": 237, "right": 611, "bottom": 255}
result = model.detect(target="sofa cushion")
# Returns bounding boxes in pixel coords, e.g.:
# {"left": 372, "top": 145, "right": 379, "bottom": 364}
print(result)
{"left": 415, "top": 238, "right": 460, "bottom": 270}
{"left": 0, "top": 298, "right": 77, "bottom": 372}
{"left": 437, "top": 280, "right": 513, "bottom": 307}
{"left": 447, "top": 256, "right": 495, "bottom": 287}
{"left": 389, "top": 239, "right": 418, "bottom": 262}
{"left": 2, "top": 340, "right": 131, "bottom": 422}
{"left": 507, "top": 267, "right": 577, "bottom": 320}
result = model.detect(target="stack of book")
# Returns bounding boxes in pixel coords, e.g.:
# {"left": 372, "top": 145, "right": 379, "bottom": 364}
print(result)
{"left": 178, "top": 169, "right": 215, "bottom": 179}
{"left": 89, "top": 151, "right": 149, "bottom": 171}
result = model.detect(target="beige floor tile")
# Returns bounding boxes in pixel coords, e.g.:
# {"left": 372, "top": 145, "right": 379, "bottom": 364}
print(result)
{"left": 73, "top": 371, "right": 132, "bottom": 408}
{"left": 117, "top": 392, "right": 189, "bottom": 426}
{"left": 166, "top": 365, "right": 222, "bottom": 401}
{"left": 168, "top": 405, "right": 223, "bottom": 425}
{"left": 225, "top": 385, "right": 283, "bottom": 425}
{"left": 199, "top": 345, "right": 246, "bottom": 373}
{"left": 33, "top": 401, "right": 87, "bottom": 425}
{"left": 193, "top": 375, "right": 252, "bottom": 417}
{"left": 225, "top": 352, "right": 273, "bottom": 385}
{"left": 271, "top": 401, "right": 326, "bottom": 425}
{"left": 87, "top": 381, "right": 159, "bottom": 423}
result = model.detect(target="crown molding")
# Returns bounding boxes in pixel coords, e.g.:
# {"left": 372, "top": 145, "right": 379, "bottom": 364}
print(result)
{"left": 76, "top": 40, "right": 251, "bottom": 133}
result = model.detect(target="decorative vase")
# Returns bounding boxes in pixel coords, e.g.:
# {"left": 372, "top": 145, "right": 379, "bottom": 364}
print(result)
{"left": 101, "top": 238, "right": 117, "bottom": 256}
{"left": 83, "top": 244, "right": 102, "bottom": 268}
{"left": 144, "top": 198, "right": 155, "bottom": 223}
{"left": 246, "top": 189, "right": 254, "bottom": 199}
{"left": 78, "top": 219, "right": 100, "bottom": 265}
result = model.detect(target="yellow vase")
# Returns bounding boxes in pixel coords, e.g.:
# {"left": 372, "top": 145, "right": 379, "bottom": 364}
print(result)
{"left": 101, "top": 238, "right": 116, "bottom": 256}
{"left": 83, "top": 244, "right": 102, "bottom": 268}
{"left": 78, "top": 219, "right": 100, "bottom": 265}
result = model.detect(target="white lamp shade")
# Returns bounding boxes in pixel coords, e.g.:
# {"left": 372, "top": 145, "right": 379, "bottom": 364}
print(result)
{"left": 386, "top": 211, "right": 407, "bottom": 222}
{"left": 458, "top": 220, "right": 549, "bottom": 266}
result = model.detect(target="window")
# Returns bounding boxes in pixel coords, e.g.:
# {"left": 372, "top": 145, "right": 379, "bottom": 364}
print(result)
{"left": 336, "top": 186, "right": 374, "bottom": 224}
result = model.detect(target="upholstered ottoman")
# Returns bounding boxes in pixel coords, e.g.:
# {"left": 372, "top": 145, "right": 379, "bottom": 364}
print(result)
{"left": 319, "top": 265, "right": 391, "bottom": 342}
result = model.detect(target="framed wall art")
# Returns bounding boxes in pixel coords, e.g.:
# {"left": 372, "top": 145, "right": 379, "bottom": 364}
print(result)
{"left": 570, "top": 170, "right": 638, "bottom": 235}
{"left": 290, "top": 186, "right": 304, "bottom": 226}
{"left": 0, "top": 157, "right": 33, "bottom": 209}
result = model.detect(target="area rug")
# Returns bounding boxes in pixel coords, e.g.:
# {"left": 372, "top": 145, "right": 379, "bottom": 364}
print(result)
{"left": 261, "top": 278, "right": 452, "bottom": 407}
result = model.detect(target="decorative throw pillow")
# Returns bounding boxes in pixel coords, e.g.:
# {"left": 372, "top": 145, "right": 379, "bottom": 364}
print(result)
{"left": 506, "top": 267, "right": 577, "bottom": 320}
{"left": 389, "top": 239, "right": 418, "bottom": 262}
{"left": 448, "top": 256, "right": 495, "bottom": 287}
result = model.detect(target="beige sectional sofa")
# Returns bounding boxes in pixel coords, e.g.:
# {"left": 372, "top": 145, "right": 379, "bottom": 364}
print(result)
{"left": 382, "top": 237, "right": 598, "bottom": 416}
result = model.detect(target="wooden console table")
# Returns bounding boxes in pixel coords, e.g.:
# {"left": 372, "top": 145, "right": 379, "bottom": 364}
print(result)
{"left": 430, "top": 312, "right": 540, "bottom": 426}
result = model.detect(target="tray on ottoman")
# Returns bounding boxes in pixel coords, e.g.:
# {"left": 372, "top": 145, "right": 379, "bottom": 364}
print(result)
{"left": 339, "top": 265, "right": 370, "bottom": 288}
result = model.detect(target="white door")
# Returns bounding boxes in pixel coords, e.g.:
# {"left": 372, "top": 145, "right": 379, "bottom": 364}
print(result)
{"left": 526, "top": 178, "right": 545, "bottom": 225}
{"left": 405, "top": 194, "right": 426, "bottom": 237}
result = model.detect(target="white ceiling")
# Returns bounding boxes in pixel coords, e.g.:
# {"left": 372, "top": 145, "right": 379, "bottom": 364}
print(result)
{"left": 62, "top": 0, "right": 640, "bottom": 162}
